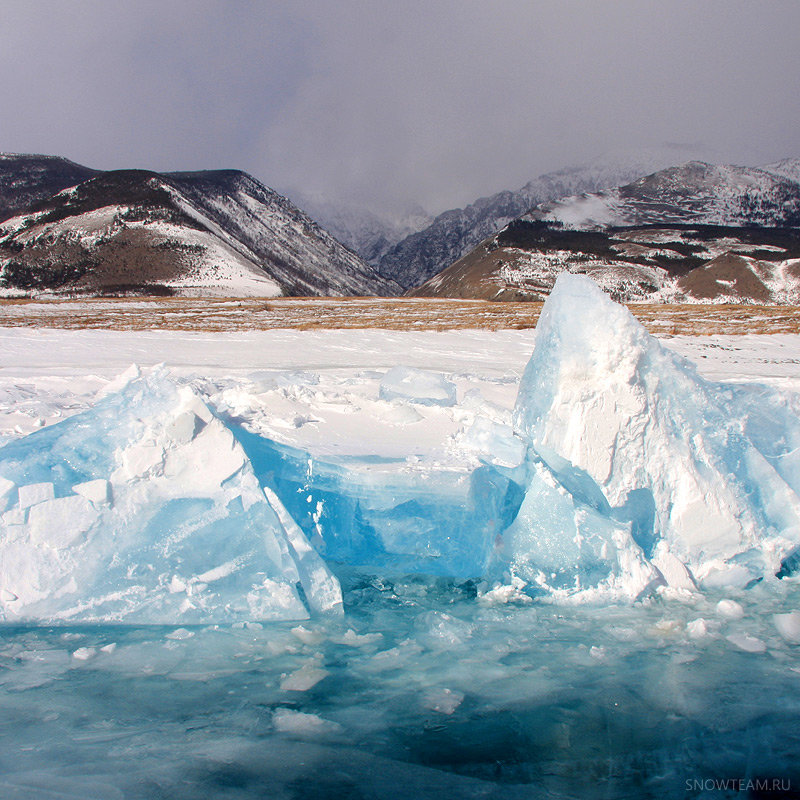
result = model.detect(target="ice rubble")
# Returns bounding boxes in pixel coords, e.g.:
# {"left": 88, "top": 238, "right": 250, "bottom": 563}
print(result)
{"left": 3, "top": 274, "right": 800, "bottom": 622}
{"left": 0, "top": 368, "right": 342, "bottom": 623}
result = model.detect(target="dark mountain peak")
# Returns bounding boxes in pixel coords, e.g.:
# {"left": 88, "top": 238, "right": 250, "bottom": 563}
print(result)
{"left": 0, "top": 153, "right": 99, "bottom": 222}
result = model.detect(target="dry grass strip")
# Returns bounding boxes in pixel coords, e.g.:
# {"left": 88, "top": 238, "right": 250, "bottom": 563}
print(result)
{"left": 1, "top": 296, "right": 800, "bottom": 335}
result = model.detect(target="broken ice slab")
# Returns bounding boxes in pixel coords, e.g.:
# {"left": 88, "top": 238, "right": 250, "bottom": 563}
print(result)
{"left": 0, "top": 368, "right": 341, "bottom": 624}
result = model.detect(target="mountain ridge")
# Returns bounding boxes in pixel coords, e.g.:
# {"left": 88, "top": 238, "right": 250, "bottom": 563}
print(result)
{"left": 411, "top": 159, "right": 800, "bottom": 304}
{"left": 0, "top": 162, "right": 400, "bottom": 297}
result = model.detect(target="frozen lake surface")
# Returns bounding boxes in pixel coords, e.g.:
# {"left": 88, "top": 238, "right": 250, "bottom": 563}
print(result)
{"left": 1, "top": 280, "right": 799, "bottom": 798}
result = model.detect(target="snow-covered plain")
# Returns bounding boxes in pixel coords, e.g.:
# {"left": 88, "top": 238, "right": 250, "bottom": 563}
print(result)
{"left": 1, "top": 281, "right": 799, "bottom": 797}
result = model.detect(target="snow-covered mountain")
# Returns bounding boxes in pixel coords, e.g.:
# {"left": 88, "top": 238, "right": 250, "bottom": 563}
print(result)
{"left": 378, "top": 147, "right": 710, "bottom": 290}
{"left": 0, "top": 165, "right": 400, "bottom": 297}
{"left": 412, "top": 159, "right": 800, "bottom": 304}
{"left": 289, "top": 192, "right": 431, "bottom": 265}
{"left": 0, "top": 153, "right": 98, "bottom": 222}
{"left": 531, "top": 161, "right": 800, "bottom": 229}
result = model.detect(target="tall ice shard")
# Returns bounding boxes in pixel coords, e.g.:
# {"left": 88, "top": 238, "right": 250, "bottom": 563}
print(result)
{"left": 512, "top": 274, "right": 800, "bottom": 588}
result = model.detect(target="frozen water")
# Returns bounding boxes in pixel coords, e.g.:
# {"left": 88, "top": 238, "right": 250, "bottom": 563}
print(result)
{"left": 5, "top": 275, "right": 800, "bottom": 616}
{"left": 0, "top": 369, "right": 341, "bottom": 623}
{"left": 2, "top": 287, "right": 800, "bottom": 797}
{"left": 513, "top": 274, "right": 800, "bottom": 592}
{"left": 0, "top": 578, "right": 798, "bottom": 799}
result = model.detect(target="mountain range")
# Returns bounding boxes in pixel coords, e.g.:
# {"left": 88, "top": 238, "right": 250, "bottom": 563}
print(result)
{"left": 374, "top": 148, "right": 715, "bottom": 290}
{"left": 411, "top": 160, "right": 800, "bottom": 304}
{"left": 2, "top": 151, "right": 800, "bottom": 303}
{"left": 0, "top": 155, "right": 399, "bottom": 297}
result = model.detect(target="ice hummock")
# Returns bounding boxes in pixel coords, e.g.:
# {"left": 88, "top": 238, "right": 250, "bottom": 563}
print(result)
{"left": 0, "top": 368, "right": 342, "bottom": 623}
{"left": 512, "top": 273, "right": 800, "bottom": 592}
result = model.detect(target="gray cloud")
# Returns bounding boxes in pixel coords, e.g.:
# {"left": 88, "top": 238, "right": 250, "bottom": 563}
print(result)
{"left": 1, "top": 1, "right": 798, "bottom": 216}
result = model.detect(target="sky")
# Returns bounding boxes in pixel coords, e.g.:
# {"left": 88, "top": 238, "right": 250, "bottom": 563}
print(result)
{"left": 1, "top": 0, "right": 798, "bottom": 217}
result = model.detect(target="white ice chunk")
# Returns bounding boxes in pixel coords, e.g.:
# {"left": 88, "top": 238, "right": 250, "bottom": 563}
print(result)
{"left": 264, "top": 485, "right": 343, "bottom": 616}
{"left": 773, "top": 611, "right": 800, "bottom": 644}
{"left": 651, "top": 547, "right": 698, "bottom": 591}
{"left": 424, "top": 688, "right": 464, "bottom": 715}
{"left": 2, "top": 507, "right": 26, "bottom": 525}
{"left": 95, "top": 363, "right": 141, "bottom": 399}
{"left": 459, "top": 417, "right": 526, "bottom": 468}
{"left": 272, "top": 709, "right": 342, "bottom": 738}
{"left": 0, "top": 476, "right": 15, "bottom": 512}
{"left": 280, "top": 662, "right": 329, "bottom": 691}
{"left": 716, "top": 599, "right": 745, "bottom": 620}
{"left": 687, "top": 618, "right": 711, "bottom": 639}
{"left": 379, "top": 366, "right": 457, "bottom": 406}
{"left": 28, "top": 495, "right": 98, "bottom": 548}
{"left": 18, "top": 482, "right": 55, "bottom": 509}
{"left": 72, "top": 479, "right": 112, "bottom": 506}
{"left": 165, "top": 411, "right": 204, "bottom": 444}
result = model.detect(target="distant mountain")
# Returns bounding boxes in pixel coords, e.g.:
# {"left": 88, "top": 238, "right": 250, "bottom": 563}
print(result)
{"left": 411, "top": 160, "right": 800, "bottom": 304}
{"left": 378, "top": 148, "right": 710, "bottom": 290}
{"left": 289, "top": 192, "right": 431, "bottom": 265}
{"left": 530, "top": 161, "right": 800, "bottom": 229}
{"left": 0, "top": 164, "right": 400, "bottom": 297}
{"left": 0, "top": 153, "right": 98, "bottom": 222}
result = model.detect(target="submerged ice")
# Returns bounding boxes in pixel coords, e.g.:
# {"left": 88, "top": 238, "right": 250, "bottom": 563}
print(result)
{"left": 3, "top": 274, "right": 800, "bottom": 622}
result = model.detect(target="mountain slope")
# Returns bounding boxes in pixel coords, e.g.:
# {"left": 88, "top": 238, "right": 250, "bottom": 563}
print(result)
{"left": 0, "top": 153, "right": 98, "bottom": 223}
{"left": 530, "top": 161, "right": 800, "bottom": 229}
{"left": 411, "top": 160, "right": 800, "bottom": 304}
{"left": 0, "top": 168, "right": 400, "bottom": 297}
{"left": 378, "top": 149, "right": 708, "bottom": 290}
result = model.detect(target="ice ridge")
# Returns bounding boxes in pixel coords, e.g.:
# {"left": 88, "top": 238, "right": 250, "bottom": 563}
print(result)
{"left": 0, "top": 369, "right": 342, "bottom": 624}
{"left": 3, "top": 276, "right": 800, "bottom": 621}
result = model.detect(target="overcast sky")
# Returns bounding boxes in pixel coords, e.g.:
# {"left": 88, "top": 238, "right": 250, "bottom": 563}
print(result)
{"left": 1, "top": 0, "right": 798, "bottom": 216}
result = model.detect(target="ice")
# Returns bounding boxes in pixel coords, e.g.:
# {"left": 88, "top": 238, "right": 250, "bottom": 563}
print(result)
{"left": 0, "top": 368, "right": 341, "bottom": 623}
{"left": 0, "top": 476, "right": 14, "bottom": 511}
{"left": 773, "top": 611, "right": 800, "bottom": 644}
{"left": 272, "top": 708, "right": 342, "bottom": 738}
{"left": 72, "top": 478, "right": 112, "bottom": 506}
{"left": 233, "top": 427, "right": 523, "bottom": 579}
{"left": 3, "top": 320, "right": 800, "bottom": 798}
{"left": 513, "top": 274, "right": 800, "bottom": 590}
{"left": 726, "top": 633, "right": 767, "bottom": 653}
{"left": 379, "top": 366, "right": 457, "bottom": 406}
{"left": 17, "top": 482, "right": 54, "bottom": 509}
{"left": 716, "top": 599, "right": 745, "bottom": 619}
{"left": 279, "top": 662, "right": 329, "bottom": 691}
{"left": 457, "top": 416, "right": 526, "bottom": 468}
